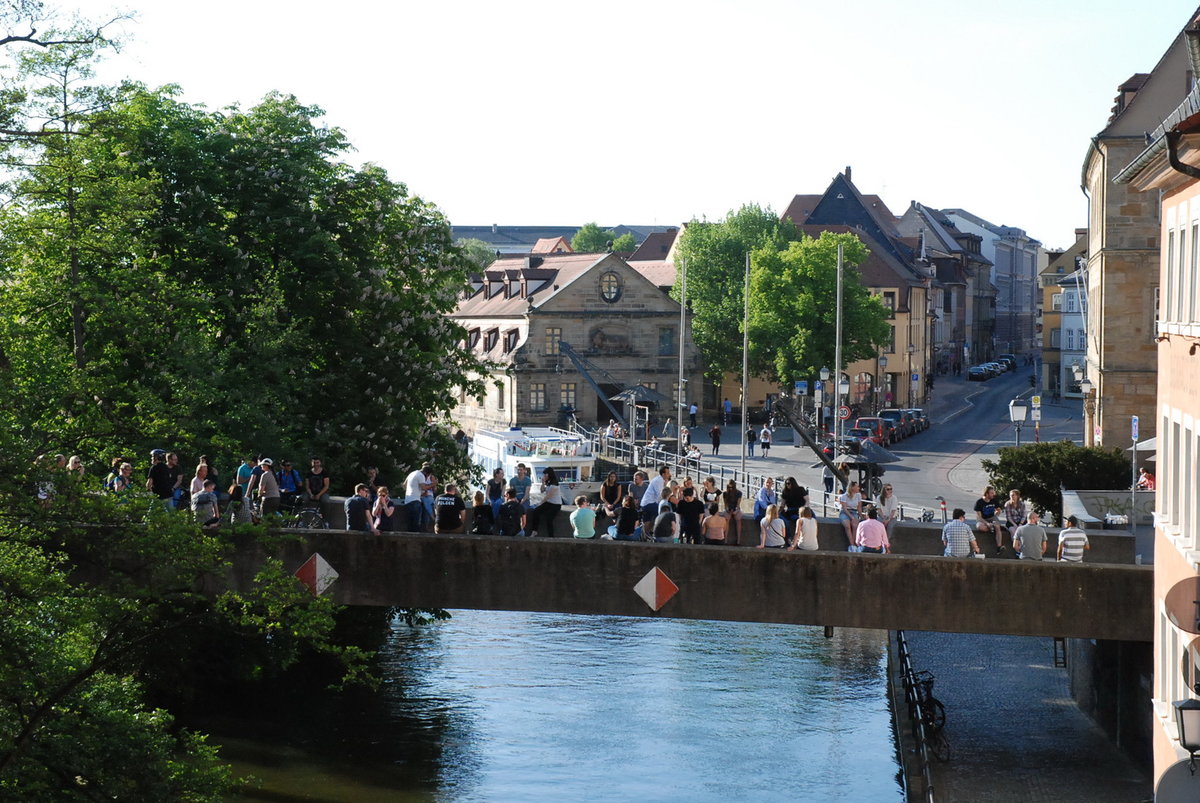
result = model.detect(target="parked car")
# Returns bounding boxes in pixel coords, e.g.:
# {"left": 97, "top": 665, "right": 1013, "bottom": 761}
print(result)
{"left": 847, "top": 426, "right": 885, "bottom": 446}
{"left": 997, "top": 354, "right": 1017, "bottom": 371}
{"left": 853, "top": 416, "right": 893, "bottom": 445}
{"left": 879, "top": 408, "right": 914, "bottom": 439}
{"left": 967, "top": 366, "right": 989, "bottom": 381}
{"left": 903, "top": 408, "right": 930, "bottom": 433}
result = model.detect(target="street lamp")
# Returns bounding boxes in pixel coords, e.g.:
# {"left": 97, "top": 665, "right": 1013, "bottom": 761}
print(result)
{"left": 876, "top": 355, "right": 888, "bottom": 414}
{"left": 1176, "top": 698, "right": 1200, "bottom": 774}
{"left": 906, "top": 342, "right": 916, "bottom": 405}
{"left": 819, "top": 366, "right": 830, "bottom": 437}
{"left": 837, "top": 375, "right": 850, "bottom": 454}
{"left": 1008, "top": 398, "right": 1028, "bottom": 446}
{"left": 1080, "top": 377, "right": 1096, "bottom": 446}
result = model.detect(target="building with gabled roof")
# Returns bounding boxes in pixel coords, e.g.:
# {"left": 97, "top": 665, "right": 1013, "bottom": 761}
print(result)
{"left": 452, "top": 224, "right": 672, "bottom": 255}
{"left": 531, "top": 236, "right": 572, "bottom": 254}
{"left": 451, "top": 252, "right": 704, "bottom": 434}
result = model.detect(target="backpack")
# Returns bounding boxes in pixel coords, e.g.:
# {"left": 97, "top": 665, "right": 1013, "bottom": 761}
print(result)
{"left": 497, "top": 502, "right": 522, "bottom": 535}
{"left": 471, "top": 505, "right": 495, "bottom": 535}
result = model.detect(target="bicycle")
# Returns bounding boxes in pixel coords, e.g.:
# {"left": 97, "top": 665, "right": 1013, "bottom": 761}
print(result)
{"left": 911, "top": 670, "right": 951, "bottom": 762}
{"left": 284, "top": 494, "right": 329, "bottom": 530}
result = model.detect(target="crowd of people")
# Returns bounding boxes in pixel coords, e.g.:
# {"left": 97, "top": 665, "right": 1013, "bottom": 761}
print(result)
{"left": 937, "top": 484, "right": 1090, "bottom": 562}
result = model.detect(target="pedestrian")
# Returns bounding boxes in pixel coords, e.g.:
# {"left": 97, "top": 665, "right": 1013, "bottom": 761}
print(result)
{"left": 191, "top": 478, "right": 221, "bottom": 528}
{"left": 875, "top": 483, "right": 900, "bottom": 542}
{"left": 433, "top": 483, "right": 466, "bottom": 535}
{"left": 837, "top": 480, "right": 864, "bottom": 544}
{"left": 1013, "top": 510, "right": 1047, "bottom": 560}
{"left": 345, "top": 483, "right": 379, "bottom": 535}
{"left": 652, "top": 499, "right": 679, "bottom": 543}
{"left": 614, "top": 495, "right": 642, "bottom": 541}
{"left": 746, "top": 426, "right": 756, "bottom": 458}
{"left": 701, "top": 476, "right": 720, "bottom": 506}
{"left": 676, "top": 486, "right": 706, "bottom": 544}
{"left": 757, "top": 503, "right": 786, "bottom": 549}
{"left": 1137, "top": 468, "right": 1155, "bottom": 490}
{"left": 570, "top": 495, "right": 596, "bottom": 539}
{"left": 974, "top": 485, "right": 1003, "bottom": 555}
{"left": 723, "top": 397, "right": 732, "bottom": 425}
{"left": 640, "top": 466, "right": 672, "bottom": 525}
{"left": 190, "top": 463, "right": 209, "bottom": 498}
{"left": 709, "top": 424, "right": 721, "bottom": 456}
{"left": 374, "top": 486, "right": 396, "bottom": 532}
{"left": 1057, "top": 515, "right": 1091, "bottom": 562}
{"left": 689, "top": 402, "right": 698, "bottom": 428}
{"left": 855, "top": 505, "right": 891, "bottom": 554}
{"left": 941, "top": 508, "right": 980, "bottom": 557}
{"left": 789, "top": 506, "right": 820, "bottom": 551}
{"left": 759, "top": 425, "right": 772, "bottom": 458}
{"left": 780, "top": 477, "right": 807, "bottom": 546}
{"left": 822, "top": 463, "right": 835, "bottom": 495}
{"left": 257, "top": 458, "right": 281, "bottom": 518}
{"left": 627, "top": 471, "right": 648, "bottom": 510}
{"left": 1003, "top": 489, "right": 1027, "bottom": 545}
{"left": 146, "top": 449, "right": 175, "bottom": 512}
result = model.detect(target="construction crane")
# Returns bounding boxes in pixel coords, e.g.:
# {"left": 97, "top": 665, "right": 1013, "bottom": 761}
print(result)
{"left": 772, "top": 395, "right": 848, "bottom": 488}
{"left": 555, "top": 340, "right": 629, "bottom": 429}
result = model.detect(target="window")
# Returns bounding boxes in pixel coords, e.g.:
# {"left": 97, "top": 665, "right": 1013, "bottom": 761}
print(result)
{"left": 1178, "top": 226, "right": 1188, "bottom": 323}
{"left": 658, "top": 326, "right": 675, "bottom": 356}
{"left": 1077, "top": 329, "right": 1085, "bottom": 351}
{"left": 560, "top": 382, "right": 576, "bottom": 409}
{"left": 545, "top": 327, "right": 561, "bottom": 355}
{"left": 468, "top": 328, "right": 481, "bottom": 349}
{"left": 497, "top": 380, "right": 505, "bottom": 410}
{"left": 645, "top": 382, "right": 657, "bottom": 392}
{"left": 484, "top": 328, "right": 499, "bottom": 351}
{"left": 1166, "top": 230, "right": 1175, "bottom": 323}
{"left": 1191, "top": 223, "right": 1199, "bottom": 323}
{"left": 1065, "top": 329, "right": 1075, "bottom": 351}
{"left": 599, "top": 271, "right": 623, "bottom": 303}
{"left": 882, "top": 292, "right": 896, "bottom": 317}
{"left": 503, "top": 329, "right": 519, "bottom": 353}
{"left": 943, "top": 293, "right": 952, "bottom": 314}
{"left": 886, "top": 326, "right": 896, "bottom": 353}
{"left": 530, "top": 383, "right": 547, "bottom": 411}
{"left": 1052, "top": 293, "right": 1063, "bottom": 311}
{"left": 1050, "top": 328, "right": 1061, "bottom": 348}
{"left": 1065, "top": 294, "right": 1076, "bottom": 313}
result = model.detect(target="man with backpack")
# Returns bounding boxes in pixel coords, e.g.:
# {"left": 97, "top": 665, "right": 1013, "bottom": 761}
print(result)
{"left": 496, "top": 488, "right": 526, "bottom": 537}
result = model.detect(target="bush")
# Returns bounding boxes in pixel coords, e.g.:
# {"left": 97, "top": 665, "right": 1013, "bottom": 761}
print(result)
{"left": 981, "top": 440, "right": 1130, "bottom": 524}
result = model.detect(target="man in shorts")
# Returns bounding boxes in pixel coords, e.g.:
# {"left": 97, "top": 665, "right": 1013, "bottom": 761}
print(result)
{"left": 974, "top": 486, "right": 1002, "bottom": 555}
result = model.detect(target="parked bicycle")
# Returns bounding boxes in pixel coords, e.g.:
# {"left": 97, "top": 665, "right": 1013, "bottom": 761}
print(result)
{"left": 284, "top": 495, "right": 329, "bottom": 529}
{"left": 910, "top": 669, "right": 951, "bottom": 762}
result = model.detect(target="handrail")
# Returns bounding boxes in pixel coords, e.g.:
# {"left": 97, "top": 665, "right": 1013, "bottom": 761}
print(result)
{"left": 895, "top": 629, "right": 936, "bottom": 803}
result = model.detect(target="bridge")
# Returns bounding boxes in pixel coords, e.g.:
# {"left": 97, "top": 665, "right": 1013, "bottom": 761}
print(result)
{"left": 223, "top": 522, "right": 1152, "bottom": 642}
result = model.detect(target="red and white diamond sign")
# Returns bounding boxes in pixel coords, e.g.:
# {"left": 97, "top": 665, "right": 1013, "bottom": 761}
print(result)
{"left": 633, "top": 566, "right": 678, "bottom": 611}
{"left": 295, "top": 553, "right": 339, "bottom": 596}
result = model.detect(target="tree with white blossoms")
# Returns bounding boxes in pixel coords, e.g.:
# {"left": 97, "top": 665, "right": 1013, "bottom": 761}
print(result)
{"left": 0, "top": 67, "right": 489, "bottom": 478}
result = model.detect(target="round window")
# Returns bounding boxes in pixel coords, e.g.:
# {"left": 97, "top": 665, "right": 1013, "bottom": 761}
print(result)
{"left": 599, "top": 271, "right": 622, "bottom": 303}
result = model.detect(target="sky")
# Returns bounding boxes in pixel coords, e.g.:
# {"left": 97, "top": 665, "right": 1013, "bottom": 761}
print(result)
{"left": 58, "top": 0, "right": 1199, "bottom": 250}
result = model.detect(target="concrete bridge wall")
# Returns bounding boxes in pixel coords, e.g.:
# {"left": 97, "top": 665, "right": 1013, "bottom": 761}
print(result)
{"left": 226, "top": 529, "right": 1152, "bottom": 641}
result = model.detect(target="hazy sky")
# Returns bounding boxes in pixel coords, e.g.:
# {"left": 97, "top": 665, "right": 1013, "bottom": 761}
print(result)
{"left": 65, "top": 0, "right": 1196, "bottom": 250}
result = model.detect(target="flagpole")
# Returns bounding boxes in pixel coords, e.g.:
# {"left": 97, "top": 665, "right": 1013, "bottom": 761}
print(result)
{"left": 834, "top": 244, "right": 844, "bottom": 466}
{"left": 676, "top": 259, "right": 687, "bottom": 455}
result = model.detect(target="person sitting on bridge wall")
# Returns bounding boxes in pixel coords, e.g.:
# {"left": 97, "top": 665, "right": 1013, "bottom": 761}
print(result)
{"left": 855, "top": 505, "right": 891, "bottom": 554}
{"left": 613, "top": 495, "right": 641, "bottom": 541}
{"left": 974, "top": 485, "right": 1002, "bottom": 556}
{"left": 570, "top": 495, "right": 596, "bottom": 540}
{"left": 788, "top": 506, "right": 819, "bottom": 551}
{"left": 941, "top": 508, "right": 980, "bottom": 558}
{"left": 640, "top": 466, "right": 671, "bottom": 525}
{"left": 1003, "top": 489, "right": 1027, "bottom": 547}
{"left": 837, "top": 481, "right": 863, "bottom": 544}
{"left": 599, "top": 471, "right": 624, "bottom": 520}
{"left": 757, "top": 503, "right": 786, "bottom": 549}
{"left": 627, "top": 470, "right": 647, "bottom": 511}
{"left": 496, "top": 488, "right": 525, "bottom": 537}
{"left": 344, "top": 483, "right": 379, "bottom": 535}
{"left": 433, "top": 484, "right": 466, "bottom": 535}
{"left": 526, "top": 468, "right": 563, "bottom": 538}
{"left": 700, "top": 502, "right": 728, "bottom": 545}
{"left": 1057, "top": 516, "right": 1090, "bottom": 563}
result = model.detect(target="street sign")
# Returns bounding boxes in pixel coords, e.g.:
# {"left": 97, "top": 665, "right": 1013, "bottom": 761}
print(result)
{"left": 794, "top": 380, "right": 808, "bottom": 396}
{"left": 911, "top": 373, "right": 919, "bottom": 382}
{"left": 1132, "top": 415, "right": 1139, "bottom": 441}
{"left": 838, "top": 405, "right": 852, "bottom": 421}
{"left": 1031, "top": 395, "right": 1041, "bottom": 408}
{"left": 1031, "top": 408, "right": 1042, "bottom": 422}
{"left": 813, "top": 380, "right": 823, "bottom": 392}
{"left": 633, "top": 566, "right": 679, "bottom": 611}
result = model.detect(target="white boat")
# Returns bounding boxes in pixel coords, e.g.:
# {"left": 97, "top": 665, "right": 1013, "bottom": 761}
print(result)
{"left": 469, "top": 427, "right": 598, "bottom": 498}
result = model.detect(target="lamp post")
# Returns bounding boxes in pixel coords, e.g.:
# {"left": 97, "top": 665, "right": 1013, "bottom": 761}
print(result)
{"left": 1008, "top": 398, "right": 1028, "bottom": 446}
{"left": 837, "top": 376, "right": 850, "bottom": 449}
{"left": 876, "top": 355, "right": 888, "bottom": 414}
{"left": 1176, "top": 698, "right": 1200, "bottom": 774}
{"left": 819, "top": 366, "right": 830, "bottom": 437}
{"left": 906, "top": 342, "right": 916, "bottom": 406}
{"left": 1080, "top": 377, "right": 1096, "bottom": 446}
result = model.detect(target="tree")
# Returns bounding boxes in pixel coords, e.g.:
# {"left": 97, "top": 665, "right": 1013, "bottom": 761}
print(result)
{"left": 570, "top": 222, "right": 634, "bottom": 253}
{"left": 457, "top": 237, "right": 498, "bottom": 271}
{"left": 748, "top": 232, "right": 891, "bottom": 383}
{"left": 981, "top": 440, "right": 1131, "bottom": 523}
{"left": 672, "top": 204, "right": 798, "bottom": 377}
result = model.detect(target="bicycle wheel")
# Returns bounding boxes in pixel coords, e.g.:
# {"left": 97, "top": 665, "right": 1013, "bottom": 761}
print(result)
{"left": 924, "top": 697, "right": 946, "bottom": 731}
{"left": 296, "top": 510, "right": 326, "bottom": 529}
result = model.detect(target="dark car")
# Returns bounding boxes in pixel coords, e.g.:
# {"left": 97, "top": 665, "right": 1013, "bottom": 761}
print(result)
{"left": 847, "top": 426, "right": 885, "bottom": 446}
{"left": 853, "top": 416, "right": 893, "bottom": 445}
{"left": 905, "top": 408, "right": 930, "bottom": 432}
{"left": 968, "top": 366, "right": 988, "bottom": 381}
{"left": 879, "top": 409, "right": 913, "bottom": 439}
{"left": 997, "top": 354, "right": 1017, "bottom": 371}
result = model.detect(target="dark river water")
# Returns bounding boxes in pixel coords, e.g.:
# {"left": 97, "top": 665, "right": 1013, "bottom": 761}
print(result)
{"left": 217, "top": 611, "right": 904, "bottom": 802}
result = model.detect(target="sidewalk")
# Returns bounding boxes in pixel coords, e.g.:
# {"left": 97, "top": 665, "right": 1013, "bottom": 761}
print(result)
{"left": 897, "top": 631, "right": 1151, "bottom": 801}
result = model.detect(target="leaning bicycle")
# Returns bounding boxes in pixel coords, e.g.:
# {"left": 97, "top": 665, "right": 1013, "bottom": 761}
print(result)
{"left": 911, "top": 670, "right": 951, "bottom": 762}
{"left": 283, "top": 495, "right": 329, "bottom": 529}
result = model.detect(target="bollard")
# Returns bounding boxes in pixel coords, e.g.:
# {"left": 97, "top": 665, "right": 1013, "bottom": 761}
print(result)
{"left": 937, "top": 495, "right": 947, "bottom": 524}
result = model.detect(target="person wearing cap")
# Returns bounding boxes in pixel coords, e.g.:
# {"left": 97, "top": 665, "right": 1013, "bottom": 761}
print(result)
{"left": 146, "top": 449, "right": 176, "bottom": 511}
{"left": 257, "top": 458, "right": 281, "bottom": 518}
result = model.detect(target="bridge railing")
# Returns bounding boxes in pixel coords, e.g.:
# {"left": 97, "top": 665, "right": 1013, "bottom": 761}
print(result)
{"left": 894, "top": 629, "right": 936, "bottom": 803}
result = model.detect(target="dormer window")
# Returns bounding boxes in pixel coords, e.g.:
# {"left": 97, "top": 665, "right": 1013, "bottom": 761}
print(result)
{"left": 484, "top": 328, "right": 499, "bottom": 351}
{"left": 468, "top": 328, "right": 481, "bottom": 349}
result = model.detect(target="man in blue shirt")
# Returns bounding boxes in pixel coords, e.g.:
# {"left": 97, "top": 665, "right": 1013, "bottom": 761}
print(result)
{"left": 344, "top": 483, "right": 378, "bottom": 535}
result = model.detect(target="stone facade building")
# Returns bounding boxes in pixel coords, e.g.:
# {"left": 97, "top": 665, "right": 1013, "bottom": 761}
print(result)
{"left": 1112, "top": 9, "right": 1200, "bottom": 786}
{"left": 1080, "top": 25, "right": 1193, "bottom": 447}
{"left": 1040, "top": 230, "right": 1088, "bottom": 398}
{"left": 450, "top": 252, "right": 704, "bottom": 434}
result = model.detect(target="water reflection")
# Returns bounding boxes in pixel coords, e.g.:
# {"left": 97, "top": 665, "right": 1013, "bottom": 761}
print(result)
{"left": 224, "top": 612, "right": 902, "bottom": 802}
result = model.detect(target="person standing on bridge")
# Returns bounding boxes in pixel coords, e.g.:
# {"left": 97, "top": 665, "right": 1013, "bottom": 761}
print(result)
{"left": 874, "top": 484, "right": 899, "bottom": 544}
{"left": 759, "top": 425, "right": 772, "bottom": 458}
{"left": 745, "top": 426, "right": 756, "bottom": 458}
{"left": 1013, "top": 510, "right": 1047, "bottom": 560}
{"left": 641, "top": 466, "right": 671, "bottom": 525}
{"left": 709, "top": 424, "right": 721, "bottom": 456}
{"left": 941, "top": 508, "right": 980, "bottom": 558}
{"left": 723, "top": 397, "right": 732, "bottom": 425}
{"left": 627, "top": 471, "right": 647, "bottom": 511}
{"left": 689, "top": 402, "right": 698, "bottom": 428}
{"left": 345, "top": 484, "right": 379, "bottom": 535}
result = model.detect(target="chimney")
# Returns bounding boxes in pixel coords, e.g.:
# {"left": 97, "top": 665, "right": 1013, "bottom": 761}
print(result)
{"left": 845, "top": 165, "right": 852, "bottom": 181}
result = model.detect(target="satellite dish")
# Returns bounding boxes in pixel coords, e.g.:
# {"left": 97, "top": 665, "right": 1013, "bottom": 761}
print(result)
{"left": 1157, "top": 759, "right": 1200, "bottom": 801}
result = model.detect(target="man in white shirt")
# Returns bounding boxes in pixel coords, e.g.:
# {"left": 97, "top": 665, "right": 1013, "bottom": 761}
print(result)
{"left": 640, "top": 465, "right": 671, "bottom": 524}
{"left": 403, "top": 463, "right": 429, "bottom": 532}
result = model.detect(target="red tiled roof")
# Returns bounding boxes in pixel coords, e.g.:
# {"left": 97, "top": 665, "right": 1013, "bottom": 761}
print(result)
{"left": 531, "top": 236, "right": 572, "bottom": 254}
{"left": 628, "top": 260, "right": 676, "bottom": 289}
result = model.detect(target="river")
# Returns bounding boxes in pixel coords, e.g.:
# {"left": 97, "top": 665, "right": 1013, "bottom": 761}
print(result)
{"left": 217, "top": 611, "right": 903, "bottom": 801}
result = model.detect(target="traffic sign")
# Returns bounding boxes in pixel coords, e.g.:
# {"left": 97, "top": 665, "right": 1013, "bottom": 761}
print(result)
{"left": 794, "top": 380, "right": 809, "bottom": 396}
{"left": 295, "top": 553, "right": 339, "bottom": 596}
{"left": 813, "top": 380, "right": 823, "bottom": 392}
{"left": 1031, "top": 408, "right": 1042, "bottom": 422}
{"left": 911, "top": 373, "right": 919, "bottom": 382}
{"left": 1031, "top": 395, "right": 1041, "bottom": 408}
{"left": 633, "top": 566, "right": 679, "bottom": 611}
{"left": 838, "top": 405, "right": 852, "bottom": 421}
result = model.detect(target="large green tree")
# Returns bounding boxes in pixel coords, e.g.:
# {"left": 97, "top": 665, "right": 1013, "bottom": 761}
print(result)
{"left": 672, "top": 204, "right": 798, "bottom": 377}
{"left": 571, "top": 222, "right": 635, "bottom": 253}
{"left": 748, "top": 232, "right": 891, "bottom": 383}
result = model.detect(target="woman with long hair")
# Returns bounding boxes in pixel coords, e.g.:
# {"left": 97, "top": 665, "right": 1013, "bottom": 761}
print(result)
{"left": 780, "top": 477, "right": 807, "bottom": 546}
{"left": 838, "top": 481, "right": 863, "bottom": 543}
{"left": 528, "top": 467, "right": 562, "bottom": 538}
{"left": 700, "top": 502, "right": 729, "bottom": 545}
{"left": 723, "top": 480, "right": 743, "bottom": 546}
{"left": 758, "top": 503, "right": 786, "bottom": 549}
{"left": 875, "top": 483, "right": 900, "bottom": 542}
{"left": 788, "top": 506, "right": 820, "bottom": 551}
{"left": 600, "top": 471, "right": 624, "bottom": 519}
